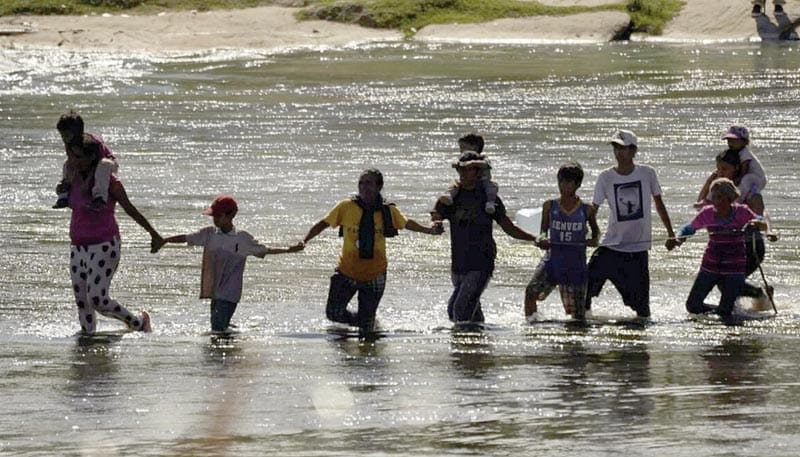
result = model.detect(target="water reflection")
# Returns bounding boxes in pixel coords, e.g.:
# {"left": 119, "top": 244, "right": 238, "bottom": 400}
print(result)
{"left": 66, "top": 334, "right": 124, "bottom": 414}
{"left": 329, "top": 337, "right": 389, "bottom": 393}
{"left": 702, "top": 338, "right": 767, "bottom": 411}
{"left": 449, "top": 331, "right": 495, "bottom": 378}
{"left": 546, "top": 342, "right": 654, "bottom": 430}
{"left": 177, "top": 336, "right": 249, "bottom": 457}
{"left": 203, "top": 334, "right": 244, "bottom": 367}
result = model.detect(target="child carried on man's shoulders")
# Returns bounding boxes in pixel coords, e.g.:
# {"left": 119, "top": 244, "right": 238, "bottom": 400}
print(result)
{"left": 438, "top": 133, "right": 499, "bottom": 214}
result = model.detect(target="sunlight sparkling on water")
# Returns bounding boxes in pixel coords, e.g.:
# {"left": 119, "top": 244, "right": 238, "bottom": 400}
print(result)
{"left": 1, "top": 41, "right": 800, "bottom": 456}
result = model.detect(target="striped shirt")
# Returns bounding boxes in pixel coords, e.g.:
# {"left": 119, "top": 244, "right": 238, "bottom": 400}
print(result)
{"left": 681, "top": 204, "right": 757, "bottom": 275}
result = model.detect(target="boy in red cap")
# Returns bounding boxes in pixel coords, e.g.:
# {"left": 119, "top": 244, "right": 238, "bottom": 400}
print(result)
{"left": 154, "top": 195, "right": 302, "bottom": 333}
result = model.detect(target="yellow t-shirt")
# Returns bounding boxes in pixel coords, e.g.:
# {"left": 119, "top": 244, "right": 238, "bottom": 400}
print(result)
{"left": 323, "top": 199, "right": 408, "bottom": 281}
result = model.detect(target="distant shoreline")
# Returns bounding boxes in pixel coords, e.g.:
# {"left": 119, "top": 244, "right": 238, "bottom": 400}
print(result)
{"left": 0, "top": 1, "right": 796, "bottom": 53}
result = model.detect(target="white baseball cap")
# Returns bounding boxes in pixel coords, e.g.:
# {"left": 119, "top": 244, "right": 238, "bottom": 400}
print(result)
{"left": 610, "top": 129, "right": 638, "bottom": 147}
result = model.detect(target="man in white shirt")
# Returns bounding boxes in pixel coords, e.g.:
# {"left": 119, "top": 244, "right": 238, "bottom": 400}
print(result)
{"left": 586, "top": 129, "right": 676, "bottom": 318}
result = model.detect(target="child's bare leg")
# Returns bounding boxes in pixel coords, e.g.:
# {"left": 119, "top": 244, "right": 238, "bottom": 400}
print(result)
{"left": 483, "top": 177, "right": 498, "bottom": 214}
{"left": 91, "top": 158, "right": 118, "bottom": 204}
{"left": 438, "top": 180, "right": 459, "bottom": 206}
{"left": 54, "top": 160, "right": 73, "bottom": 208}
{"left": 525, "top": 266, "right": 551, "bottom": 322}
{"left": 524, "top": 295, "right": 538, "bottom": 318}
{"left": 738, "top": 173, "right": 766, "bottom": 202}
{"left": 561, "top": 283, "right": 587, "bottom": 321}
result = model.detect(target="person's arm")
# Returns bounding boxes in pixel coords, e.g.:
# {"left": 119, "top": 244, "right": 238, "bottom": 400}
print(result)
{"left": 587, "top": 205, "right": 600, "bottom": 247}
{"left": 152, "top": 234, "right": 187, "bottom": 253}
{"left": 744, "top": 194, "right": 779, "bottom": 241}
{"left": 301, "top": 220, "right": 330, "bottom": 246}
{"left": 109, "top": 180, "right": 163, "bottom": 253}
{"left": 253, "top": 245, "right": 304, "bottom": 258}
{"left": 536, "top": 200, "right": 551, "bottom": 249}
{"left": 694, "top": 171, "right": 718, "bottom": 209}
{"left": 666, "top": 222, "right": 695, "bottom": 251}
{"left": 652, "top": 194, "right": 675, "bottom": 249}
{"left": 498, "top": 215, "right": 538, "bottom": 243}
{"left": 405, "top": 218, "right": 444, "bottom": 235}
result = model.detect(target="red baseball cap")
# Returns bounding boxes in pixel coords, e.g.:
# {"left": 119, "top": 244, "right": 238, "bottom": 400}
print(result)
{"left": 203, "top": 194, "right": 238, "bottom": 216}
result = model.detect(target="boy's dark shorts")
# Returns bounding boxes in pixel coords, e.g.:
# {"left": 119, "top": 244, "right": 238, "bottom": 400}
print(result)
{"left": 586, "top": 247, "right": 650, "bottom": 317}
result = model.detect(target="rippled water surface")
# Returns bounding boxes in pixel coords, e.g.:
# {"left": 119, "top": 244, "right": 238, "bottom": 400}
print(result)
{"left": 1, "top": 42, "right": 800, "bottom": 456}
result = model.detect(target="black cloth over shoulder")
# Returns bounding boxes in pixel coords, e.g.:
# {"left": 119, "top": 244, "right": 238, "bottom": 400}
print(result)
{"left": 338, "top": 195, "right": 398, "bottom": 259}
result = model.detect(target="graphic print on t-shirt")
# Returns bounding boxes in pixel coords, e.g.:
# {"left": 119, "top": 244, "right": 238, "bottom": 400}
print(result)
{"left": 614, "top": 181, "right": 643, "bottom": 221}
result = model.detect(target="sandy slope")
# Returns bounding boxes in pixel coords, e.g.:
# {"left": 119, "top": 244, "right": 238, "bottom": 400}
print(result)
{"left": 0, "top": 1, "right": 796, "bottom": 52}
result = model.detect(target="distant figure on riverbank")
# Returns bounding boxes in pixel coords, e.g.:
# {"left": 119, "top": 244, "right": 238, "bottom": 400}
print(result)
{"left": 752, "top": 0, "right": 785, "bottom": 16}
{"left": 300, "top": 168, "right": 443, "bottom": 338}
{"left": 153, "top": 195, "right": 301, "bottom": 333}
{"left": 438, "top": 133, "right": 500, "bottom": 215}
{"left": 667, "top": 178, "right": 767, "bottom": 318}
{"left": 66, "top": 134, "right": 161, "bottom": 335}
{"left": 525, "top": 161, "right": 599, "bottom": 323}
{"left": 54, "top": 111, "right": 119, "bottom": 210}
{"left": 585, "top": 129, "right": 675, "bottom": 320}
{"left": 432, "top": 151, "right": 538, "bottom": 326}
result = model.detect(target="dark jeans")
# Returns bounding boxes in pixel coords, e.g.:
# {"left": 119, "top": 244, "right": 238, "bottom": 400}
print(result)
{"left": 326, "top": 271, "right": 386, "bottom": 336}
{"left": 686, "top": 270, "right": 744, "bottom": 317}
{"left": 586, "top": 247, "right": 650, "bottom": 317}
{"left": 448, "top": 271, "right": 491, "bottom": 323}
{"left": 211, "top": 299, "right": 238, "bottom": 332}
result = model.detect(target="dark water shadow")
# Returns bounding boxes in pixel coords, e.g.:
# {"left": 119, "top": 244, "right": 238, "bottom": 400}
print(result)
{"left": 701, "top": 337, "right": 768, "bottom": 409}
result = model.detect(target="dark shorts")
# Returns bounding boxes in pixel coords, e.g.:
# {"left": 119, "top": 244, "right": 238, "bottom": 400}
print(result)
{"left": 586, "top": 247, "right": 650, "bottom": 317}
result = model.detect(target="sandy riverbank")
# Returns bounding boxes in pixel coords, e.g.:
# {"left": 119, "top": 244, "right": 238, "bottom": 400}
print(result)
{"left": 0, "top": 0, "right": 796, "bottom": 52}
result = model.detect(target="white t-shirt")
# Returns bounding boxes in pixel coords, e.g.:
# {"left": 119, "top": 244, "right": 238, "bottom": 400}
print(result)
{"left": 593, "top": 165, "right": 662, "bottom": 253}
{"left": 185, "top": 226, "right": 268, "bottom": 302}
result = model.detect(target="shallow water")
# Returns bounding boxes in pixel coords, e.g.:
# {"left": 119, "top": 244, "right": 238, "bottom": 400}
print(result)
{"left": 1, "top": 41, "right": 800, "bottom": 456}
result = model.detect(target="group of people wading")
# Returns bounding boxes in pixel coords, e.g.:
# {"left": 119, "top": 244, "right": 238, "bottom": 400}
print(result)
{"left": 55, "top": 110, "right": 775, "bottom": 338}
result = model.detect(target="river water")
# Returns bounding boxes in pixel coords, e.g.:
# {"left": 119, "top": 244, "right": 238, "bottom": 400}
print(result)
{"left": 1, "top": 41, "right": 799, "bottom": 456}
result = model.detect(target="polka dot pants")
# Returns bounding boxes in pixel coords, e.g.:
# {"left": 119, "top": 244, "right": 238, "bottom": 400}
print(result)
{"left": 70, "top": 237, "right": 144, "bottom": 334}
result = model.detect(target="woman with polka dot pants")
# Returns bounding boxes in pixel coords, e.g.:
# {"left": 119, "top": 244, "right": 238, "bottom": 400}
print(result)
{"left": 65, "top": 133, "right": 163, "bottom": 335}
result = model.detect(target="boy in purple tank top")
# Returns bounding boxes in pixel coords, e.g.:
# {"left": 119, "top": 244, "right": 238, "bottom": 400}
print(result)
{"left": 667, "top": 178, "right": 767, "bottom": 318}
{"left": 525, "top": 162, "right": 599, "bottom": 322}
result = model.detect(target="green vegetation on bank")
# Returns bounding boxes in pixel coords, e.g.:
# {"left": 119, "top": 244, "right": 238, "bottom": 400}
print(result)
{"left": 1, "top": 0, "right": 684, "bottom": 38}
{"left": 0, "top": 0, "right": 298, "bottom": 17}
{"left": 299, "top": 0, "right": 685, "bottom": 37}
{"left": 627, "top": 0, "right": 684, "bottom": 35}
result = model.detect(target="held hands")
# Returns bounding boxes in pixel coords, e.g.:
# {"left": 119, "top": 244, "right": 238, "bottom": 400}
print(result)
{"left": 665, "top": 237, "right": 682, "bottom": 251}
{"left": 150, "top": 234, "right": 165, "bottom": 254}
{"left": 429, "top": 221, "right": 444, "bottom": 235}
{"left": 288, "top": 242, "right": 305, "bottom": 253}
